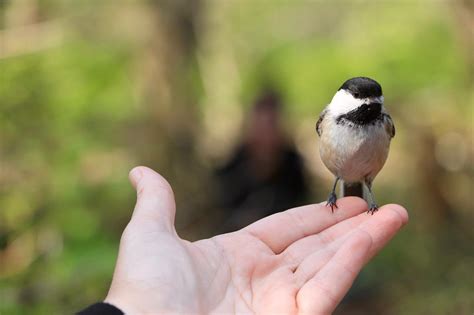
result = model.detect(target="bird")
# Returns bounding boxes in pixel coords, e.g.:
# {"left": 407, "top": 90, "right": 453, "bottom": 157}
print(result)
{"left": 316, "top": 77, "right": 395, "bottom": 214}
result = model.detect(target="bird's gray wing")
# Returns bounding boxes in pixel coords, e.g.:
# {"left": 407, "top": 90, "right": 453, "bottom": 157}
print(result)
{"left": 316, "top": 109, "right": 327, "bottom": 137}
{"left": 383, "top": 113, "right": 395, "bottom": 138}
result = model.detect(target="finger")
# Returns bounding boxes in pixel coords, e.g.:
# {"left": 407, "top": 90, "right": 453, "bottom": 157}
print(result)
{"left": 358, "top": 204, "right": 408, "bottom": 258}
{"left": 128, "top": 166, "right": 176, "bottom": 232}
{"left": 244, "top": 197, "right": 367, "bottom": 254}
{"left": 281, "top": 209, "right": 371, "bottom": 266}
{"left": 296, "top": 204, "right": 408, "bottom": 314}
{"left": 292, "top": 242, "right": 340, "bottom": 288}
{"left": 291, "top": 229, "right": 358, "bottom": 287}
{"left": 297, "top": 204, "right": 409, "bottom": 286}
{"left": 296, "top": 230, "right": 372, "bottom": 314}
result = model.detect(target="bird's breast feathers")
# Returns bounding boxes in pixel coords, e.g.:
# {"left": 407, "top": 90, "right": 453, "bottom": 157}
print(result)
{"left": 318, "top": 112, "right": 392, "bottom": 182}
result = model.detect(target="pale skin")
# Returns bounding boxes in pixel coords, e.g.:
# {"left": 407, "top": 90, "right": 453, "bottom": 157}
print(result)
{"left": 104, "top": 167, "right": 408, "bottom": 315}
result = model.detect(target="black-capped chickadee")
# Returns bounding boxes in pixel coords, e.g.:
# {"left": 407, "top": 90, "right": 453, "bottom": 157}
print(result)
{"left": 316, "top": 77, "right": 395, "bottom": 214}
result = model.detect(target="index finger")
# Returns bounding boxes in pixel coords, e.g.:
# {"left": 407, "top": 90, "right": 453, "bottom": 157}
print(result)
{"left": 243, "top": 197, "right": 368, "bottom": 254}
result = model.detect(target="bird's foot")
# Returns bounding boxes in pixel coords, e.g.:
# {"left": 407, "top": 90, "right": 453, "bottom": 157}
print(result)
{"left": 367, "top": 203, "right": 378, "bottom": 215}
{"left": 326, "top": 192, "right": 338, "bottom": 212}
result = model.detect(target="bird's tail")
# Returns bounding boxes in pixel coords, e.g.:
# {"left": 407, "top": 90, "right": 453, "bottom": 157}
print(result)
{"left": 342, "top": 181, "right": 365, "bottom": 199}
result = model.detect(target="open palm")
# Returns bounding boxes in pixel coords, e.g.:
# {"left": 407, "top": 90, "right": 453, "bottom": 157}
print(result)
{"left": 105, "top": 167, "right": 408, "bottom": 315}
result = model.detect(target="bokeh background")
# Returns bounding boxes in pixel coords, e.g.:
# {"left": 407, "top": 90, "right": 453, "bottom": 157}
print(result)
{"left": 1, "top": 0, "right": 473, "bottom": 314}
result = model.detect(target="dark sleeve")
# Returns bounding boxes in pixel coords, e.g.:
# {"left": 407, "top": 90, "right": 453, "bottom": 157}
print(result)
{"left": 77, "top": 302, "right": 123, "bottom": 315}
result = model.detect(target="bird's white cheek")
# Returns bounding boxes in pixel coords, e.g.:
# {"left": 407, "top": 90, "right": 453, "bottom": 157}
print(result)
{"left": 327, "top": 90, "right": 364, "bottom": 116}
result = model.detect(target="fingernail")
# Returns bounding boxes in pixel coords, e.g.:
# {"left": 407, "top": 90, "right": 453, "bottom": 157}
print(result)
{"left": 129, "top": 167, "right": 143, "bottom": 186}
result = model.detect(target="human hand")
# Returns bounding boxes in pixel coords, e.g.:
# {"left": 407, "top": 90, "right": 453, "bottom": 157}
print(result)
{"left": 104, "top": 167, "right": 408, "bottom": 314}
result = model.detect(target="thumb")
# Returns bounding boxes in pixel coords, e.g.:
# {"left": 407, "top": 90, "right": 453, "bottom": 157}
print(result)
{"left": 128, "top": 166, "right": 176, "bottom": 232}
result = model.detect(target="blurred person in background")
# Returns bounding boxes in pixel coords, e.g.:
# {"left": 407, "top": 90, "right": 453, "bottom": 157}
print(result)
{"left": 215, "top": 90, "right": 309, "bottom": 232}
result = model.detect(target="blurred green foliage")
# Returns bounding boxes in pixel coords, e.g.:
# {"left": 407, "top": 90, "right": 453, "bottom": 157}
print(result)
{"left": 1, "top": 0, "right": 473, "bottom": 314}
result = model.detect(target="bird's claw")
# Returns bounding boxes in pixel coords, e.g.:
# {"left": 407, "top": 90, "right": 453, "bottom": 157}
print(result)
{"left": 367, "top": 203, "right": 378, "bottom": 215}
{"left": 326, "top": 193, "right": 338, "bottom": 213}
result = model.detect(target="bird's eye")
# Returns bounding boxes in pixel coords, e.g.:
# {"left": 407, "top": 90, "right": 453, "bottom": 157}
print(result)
{"left": 353, "top": 92, "right": 360, "bottom": 98}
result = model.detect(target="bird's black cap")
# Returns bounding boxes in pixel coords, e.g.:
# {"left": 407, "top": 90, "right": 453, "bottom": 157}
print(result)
{"left": 338, "top": 77, "right": 382, "bottom": 99}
